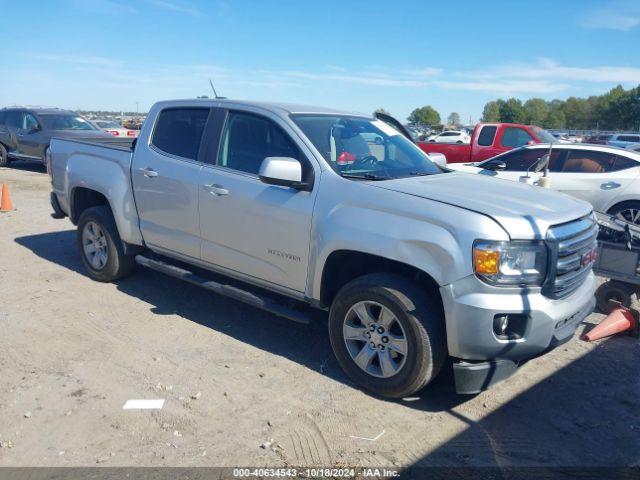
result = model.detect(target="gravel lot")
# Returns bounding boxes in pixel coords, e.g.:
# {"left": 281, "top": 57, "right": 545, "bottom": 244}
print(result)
{"left": 0, "top": 163, "right": 638, "bottom": 470}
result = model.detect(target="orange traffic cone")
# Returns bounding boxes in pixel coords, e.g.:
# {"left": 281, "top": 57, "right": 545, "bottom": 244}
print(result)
{"left": 582, "top": 306, "right": 639, "bottom": 341}
{"left": 0, "top": 183, "right": 13, "bottom": 212}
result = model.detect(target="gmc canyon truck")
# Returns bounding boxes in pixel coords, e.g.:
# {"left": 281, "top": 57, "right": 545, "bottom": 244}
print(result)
{"left": 50, "top": 100, "right": 597, "bottom": 397}
{"left": 418, "top": 122, "right": 557, "bottom": 164}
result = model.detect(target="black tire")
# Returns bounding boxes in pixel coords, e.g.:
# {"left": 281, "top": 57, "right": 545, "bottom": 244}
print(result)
{"left": 607, "top": 201, "right": 640, "bottom": 225}
{"left": 0, "top": 143, "right": 10, "bottom": 167}
{"left": 76, "top": 206, "right": 135, "bottom": 282}
{"left": 595, "top": 280, "right": 637, "bottom": 313}
{"left": 328, "top": 273, "right": 446, "bottom": 398}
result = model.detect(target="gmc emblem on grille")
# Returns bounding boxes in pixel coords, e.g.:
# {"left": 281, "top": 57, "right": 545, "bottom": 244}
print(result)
{"left": 581, "top": 247, "right": 597, "bottom": 267}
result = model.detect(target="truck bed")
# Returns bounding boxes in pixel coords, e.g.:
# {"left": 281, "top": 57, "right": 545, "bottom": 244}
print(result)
{"left": 49, "top": 136, "right": 143, "bottom": 246}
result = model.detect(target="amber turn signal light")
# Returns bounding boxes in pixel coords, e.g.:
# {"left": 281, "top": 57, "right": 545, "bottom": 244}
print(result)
{"left": 474, "top": 248, "right": 500, "bottom": 275}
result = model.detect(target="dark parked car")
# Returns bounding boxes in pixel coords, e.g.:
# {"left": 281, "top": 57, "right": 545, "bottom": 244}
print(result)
{"left": 0, "top": 107, "right": 113, "bottom": 168}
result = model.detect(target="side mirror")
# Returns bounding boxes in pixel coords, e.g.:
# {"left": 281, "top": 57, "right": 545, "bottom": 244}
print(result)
{"left": 259, "top": 157, "right": 309, "bottom": 190}
{"left": 29, "top": 124, "right": 42, "bottom": 132}
{"left": 486, "top": 161, "right": 506, "bottom": 171}
{"left": 427, "top": 152, "right": 447, "bottom": 168}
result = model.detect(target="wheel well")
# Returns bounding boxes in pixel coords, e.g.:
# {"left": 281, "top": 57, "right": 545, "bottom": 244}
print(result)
{"left": 320, "top": 250, "right": 441, "bottom": 308}
{"left": 71, "top": 187, "right": 109, "bottom": 224}
{"left": 607, "top": 200, "right": 640, "bottom": 214}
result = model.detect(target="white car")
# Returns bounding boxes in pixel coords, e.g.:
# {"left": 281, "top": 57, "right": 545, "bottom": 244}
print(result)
{"left": 627, "top": 143, "right": 640, "bottom": 153}
{"left": 93, "top": 120, "right": 139, "bottom": 138}
{"left": 448, "top": 143, "right": 640, "bottom": 224}
{"left": 428, "top": 130, "right": 470, "bottom": 144}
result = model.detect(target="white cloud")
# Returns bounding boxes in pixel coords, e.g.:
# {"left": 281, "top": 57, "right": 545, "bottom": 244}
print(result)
{"left": 24, "top": 53, "right": 122, "bottom": 68}
{"left": 143, "top": 0, "right": 201, "bottom": 17}
{"left": 580, "top": 2, "right": 640, "bottom": 31}
{"left": 463, "top": 58, "right": 640, "bottom": 85}
{"left": 432, "top": 79, "right": 569, "bottom": 94}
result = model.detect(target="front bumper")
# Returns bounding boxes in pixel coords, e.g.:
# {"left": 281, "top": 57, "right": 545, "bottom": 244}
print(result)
{"left": 441, "top": 272, "right": 596, "bottom": 392}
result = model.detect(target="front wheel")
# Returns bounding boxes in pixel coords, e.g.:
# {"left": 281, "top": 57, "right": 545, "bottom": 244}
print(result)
{"left": 77, "top": 206, "right": 135, "bottom": 282}
{"left": 608, "top": 201, "right": 640, "bottom": 226}
{"left": 329, "top": 273, "right": 446, "bottom": 398}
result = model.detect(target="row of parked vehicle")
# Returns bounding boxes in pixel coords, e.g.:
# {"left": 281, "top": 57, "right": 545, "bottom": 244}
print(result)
{"left": 408, "top": 121, "right": 640, "bottom": 226}
{"left": 0, "top": 107, "right": 137, "bottom": 167}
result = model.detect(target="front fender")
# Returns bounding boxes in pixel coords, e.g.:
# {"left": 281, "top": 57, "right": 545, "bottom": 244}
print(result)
{"left": 307, "top": 175, "right": 509, "bottom": 300}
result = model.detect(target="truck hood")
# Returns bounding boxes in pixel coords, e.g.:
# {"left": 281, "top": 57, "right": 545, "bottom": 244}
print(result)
{"left": 371, "top": 172, "right": 592, "bottom": 239}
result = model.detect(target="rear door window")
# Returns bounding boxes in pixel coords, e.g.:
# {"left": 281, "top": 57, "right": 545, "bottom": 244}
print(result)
{"left": 501, "top": 127, "right": 534, "bottom": 148}
{"left": 5, "top": 111, "right": 23, "bottom": 129}
{"left": 618, "top": 135, "right": 640, "bottom": 143}
{"left": 151, "top": 108, "right": 210, "bottom": 160}
{"left": 477, "top": 126, "right": 497, "bottom": 146}
{"left": 560, "top": 150, "right": 617, "bottom": 173}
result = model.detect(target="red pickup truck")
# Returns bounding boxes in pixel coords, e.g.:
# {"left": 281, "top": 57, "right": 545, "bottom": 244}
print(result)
{"left": 418, "top": 123, "right": 557, "bottom": 163}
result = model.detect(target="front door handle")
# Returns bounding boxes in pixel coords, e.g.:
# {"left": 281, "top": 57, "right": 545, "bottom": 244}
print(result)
{"left": 203, "top": 183, "right": 229, "bottom": 196}
{"left": 139, "top": 167, "right": 158, "bottom": 178}
{"left": 601, "top": 181, "right": 621, "bottom": 190}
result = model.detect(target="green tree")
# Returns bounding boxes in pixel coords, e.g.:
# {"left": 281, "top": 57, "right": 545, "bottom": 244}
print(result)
{"left": 481, "top": 101, "right": 501, "bottom": 122}
{"left": 499, "top": 98, "right": 526, "bottom": 123}
{"left": 545, "top": 105, "right": 566, "bottom": 129}
{"left": 523, "top": 98, "right": 548, "bottom": 126}
{"left": 407, "top": 106, "right": 441, "bottom": 125}
{"left": 447, "top": 112, "right": 461, "bottom": 126}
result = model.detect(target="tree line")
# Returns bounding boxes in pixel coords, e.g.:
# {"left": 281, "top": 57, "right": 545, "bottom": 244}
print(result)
{"left": 397, "top": 84, "right": 640, "bottom": 132}
{"left": 481, "top": 84, "right": 640, "bottom": 131}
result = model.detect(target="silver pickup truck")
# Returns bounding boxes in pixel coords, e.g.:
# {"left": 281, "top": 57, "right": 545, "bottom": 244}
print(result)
{"left": 49, "top": 99, "right": 597, "bottom": 397}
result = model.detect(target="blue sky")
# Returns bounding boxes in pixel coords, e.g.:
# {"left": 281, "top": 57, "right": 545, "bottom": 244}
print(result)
{"left": 1, "top": 0, "right": 639, "bottom": 122}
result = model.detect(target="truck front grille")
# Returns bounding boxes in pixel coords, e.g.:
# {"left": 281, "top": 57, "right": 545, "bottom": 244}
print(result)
{"left": 545, "top": 215, "right": 598, "bottom": 299}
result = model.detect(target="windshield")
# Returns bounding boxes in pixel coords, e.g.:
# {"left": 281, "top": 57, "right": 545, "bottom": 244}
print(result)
{"left": 40, "top": 115, "right": 96, "bottom": 131}
{"left": 531, "top": 126, "right": 557, "bottom": 143}
{"left": 291, "top": 114, "right": 442, "bottom": 180}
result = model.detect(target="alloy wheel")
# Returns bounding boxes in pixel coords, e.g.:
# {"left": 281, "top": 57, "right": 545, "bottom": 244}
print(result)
{"left": 342, "top": 301, "right": 408, "bottom": 378}
{"left": 82, "top": 221, "right": 108, "bottom": 270}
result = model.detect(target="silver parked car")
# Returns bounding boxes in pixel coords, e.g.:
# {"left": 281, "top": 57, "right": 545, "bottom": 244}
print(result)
{"left": 49, "top": 99, "right": 597, "bottom": 397}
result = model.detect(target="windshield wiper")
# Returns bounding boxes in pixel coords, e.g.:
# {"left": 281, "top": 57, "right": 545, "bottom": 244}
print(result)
{"left": 341, "top": 173, "right": 388, "bottom": 181}
{"left": 409, "top": 171, "right": 432, "bottom": 176}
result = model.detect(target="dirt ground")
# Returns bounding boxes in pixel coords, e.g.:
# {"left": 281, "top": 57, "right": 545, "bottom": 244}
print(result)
{"left": 0, "top": 163, "right": 639, "bottom": 471}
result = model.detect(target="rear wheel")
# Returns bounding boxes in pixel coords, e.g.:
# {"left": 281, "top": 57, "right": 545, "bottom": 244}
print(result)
{"left": 328, "top": 273, "right": 446, "bottom": 398}
{"left": 0, "top": 144, "right": 10, "bottom": 167}
{"left": 77, "top": 206, "right": 135, "bottom": 282}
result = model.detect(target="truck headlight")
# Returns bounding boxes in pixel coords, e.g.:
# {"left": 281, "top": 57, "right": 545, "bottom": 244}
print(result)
{"left": 473, "top": 240, "right": 547, "bottom": 286}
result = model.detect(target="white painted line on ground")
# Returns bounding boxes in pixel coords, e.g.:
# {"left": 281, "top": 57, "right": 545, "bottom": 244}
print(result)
{"left": 349, "top": 430, "right": 385, "bottom": 442}
{"left": 122, "top": 399, "right": 165, "bottom": 410}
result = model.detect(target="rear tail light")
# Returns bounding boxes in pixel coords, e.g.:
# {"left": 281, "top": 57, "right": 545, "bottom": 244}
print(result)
{"left": 106, "top": 130, "right": 120, "bottom": 136}
{"left": 45, "top": 148, "right": 52, "bottom": 177}
{"left": 126, "top": 130, "right": 136, "bottom": 137}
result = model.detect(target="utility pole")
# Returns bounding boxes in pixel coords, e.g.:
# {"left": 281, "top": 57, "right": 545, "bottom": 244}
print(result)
{"left": 136, "top": 102, "right": 139, "bottom": 114}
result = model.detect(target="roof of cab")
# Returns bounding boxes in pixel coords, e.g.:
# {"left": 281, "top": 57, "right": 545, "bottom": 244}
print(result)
{"left": 153, "top": 98, "right": 369, "bottom": 118}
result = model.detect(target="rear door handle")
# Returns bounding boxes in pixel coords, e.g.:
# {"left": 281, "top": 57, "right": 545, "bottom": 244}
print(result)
{"left": 203, "top": 183, "right": 229, "bottom": 196}
{"left": 139, "top": 167, "right": 158, "bottom": 178}
{"left": 601, "top": 181, "right": 621, "bottom": 190}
